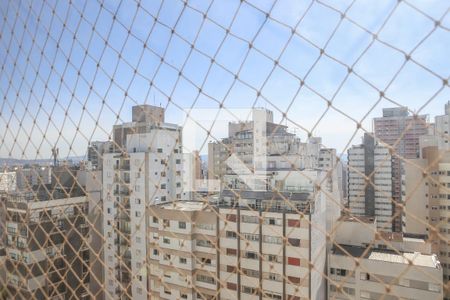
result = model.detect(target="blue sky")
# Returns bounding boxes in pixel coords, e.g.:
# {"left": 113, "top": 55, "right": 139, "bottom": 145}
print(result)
{"left": 0, "top": 0, "right": 449, "bottom": 159}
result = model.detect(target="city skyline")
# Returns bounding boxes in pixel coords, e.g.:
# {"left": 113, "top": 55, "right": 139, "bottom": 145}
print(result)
{"left": 1, "top": 0, "right": 450, "bottom": 299}
{"left": 1, "top": 0, "right": 449, "bottom": 159}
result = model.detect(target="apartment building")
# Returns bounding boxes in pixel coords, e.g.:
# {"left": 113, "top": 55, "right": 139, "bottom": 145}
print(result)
{"left": 112, "top": 104, "right": 165, "bottom": 151}
{"left": 208, "top": 108, "right": 342, "bottom": 217}
{"left": 0, "top": 171, "right": 16, "bottom": 192}
{"left": 0, "top": 166, "right": 52, "bottom": 193}
{"left": 2, "top": 185, "right": 89, "bottom": 300}
{"left": 15, "top": 166, "right": 52, "bottom": 191}
{"left": 147, "top": 186, "right": 327, "bottom": 300}
{"left": 419, "top": 101, "right": 450, "bottom": 152}
{"left": 348, "top": 133, "right": 394, "bottom": 231}
{"left": 148, "top": 202, "right": 218, "bottom": 300}
{"left": 329, "top": 216, "right": 443, "bottom": 300}
{"left": 77, "top": 168, "right": 105, "bottom": 300}
{"left": 208, "top": 109, "right": 322, "bottom": 182}
{"left": 102, "top": 105, "right": 183, "bottom": 299}
{"left": 374, "top": 107, "right": 429, "bottom": 232}
{"left": 403, "top": 145, "right": 450, "bottom": 298}
{"left": 87, "top": 141, "right": 114, "bottom": 170}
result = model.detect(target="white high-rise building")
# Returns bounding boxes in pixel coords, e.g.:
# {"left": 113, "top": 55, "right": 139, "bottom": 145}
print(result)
{"left": 348, "top": 133, "right": 394, "bottom": 232}
{"left": 102, "top": 105, "right": 183, "bottom": 300}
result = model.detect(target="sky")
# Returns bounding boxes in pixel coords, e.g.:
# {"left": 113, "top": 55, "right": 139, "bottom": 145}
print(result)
{"left": 0, "top": 0, "right": 449, "bottom": 159}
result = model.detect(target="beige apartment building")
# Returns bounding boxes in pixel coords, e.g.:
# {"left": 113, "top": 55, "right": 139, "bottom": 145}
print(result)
{"left": 329, "top": 216, "right": 443, "bottom": 300}
{"left": 147, "top": 186, "right": 328, "bottom": 300}
{"left": 374, "top": 107, "right": 429, "bottom": 232}
{"left": 404, "top": 146, "right": 450, "bottom": 298}
{"left": 2, "top": 186, "right": 89, "bottom": 300}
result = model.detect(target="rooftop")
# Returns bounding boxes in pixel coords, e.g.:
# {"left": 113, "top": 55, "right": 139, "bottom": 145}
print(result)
{"left": 332, "top": 244, "right": 440, "bottom": 269}
{"left": 369, "top": 251, "right": 439, "bottom": 268}
{"left": 156, "top": 201, "right": 213, "bottom": 212}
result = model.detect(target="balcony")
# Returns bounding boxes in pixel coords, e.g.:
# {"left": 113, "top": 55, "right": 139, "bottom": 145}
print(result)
{"left": 121, "top": 188, "right": 130, "bottom": 196}
{"left": 121, "top": 161, "right": 130, "bottom": 171}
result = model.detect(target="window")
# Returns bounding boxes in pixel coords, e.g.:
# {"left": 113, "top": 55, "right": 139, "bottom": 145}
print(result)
{"left": 244, "top": 233, "right": 259, "bottom": 241}
{"left": 266, "top": 254, "right": 279, "bottom": 263}
{"left": 360, "top": 272, "right": 370, "bottom": 281}
{"left": 399, "top": 278, "right": 409, "bottom": 287}
{"left": 163, "top": 219, "right": 170, "bottom": 227}
{"left": 243, "top": 268, "right": 259, "bottom": 278}
{"left": 241, "top": 215, "right": 259, "bottom": 223}
{"left": 227, "top": 282, "right": 237, "bottom": 291}
{"left": 201, "top": 257, "right": 212, "bottom": 265}
{"left": 153, "top": 249, "right": 158, "bottom": 256}
{"left": 196, "top": 239, "right": 212, "bottom": 248}
{"left": 263, "top": 236, "right": 282, "bottom": 244}
{"left": 242, "top": 286, "right": 257, "bottom": 294}
{"left": 196, "top": 274, "right": 215, "bottom": 284}
{"left": 226, "top": 214, "right": 237, "bottom": 222}
{"left": 288, "top": 276, "right": 300, "bottom": 284}
{"left": 343, "top": 287, "right": 355, "bottom": 295}
{"left": 163, "top": 238, "right": 170, "bottom": 244}
{"left": 429, "top": 283, "right": 440, "bottom": 292}
{"left": 287, "top": 219, "right": 300, "bottom": 227}
{"left": 196, "top": 223, "right": 215, "bottom": 230}
{"left": 244, "top": 251, "right": 258, "bottom": 259}
{"left": 157, "top": 148, "right": 163, "bottom": 153}
{"left": 226, "top": 231, "right": 237, "bottom": 238}
{"left": 161, "top": 184, "right": 166, "bottom": 189}
{"left": 226, "top": 248, "right": 237, "bottom": 256}
{"left": 287, "top": 238, "right": 300, "bottom": 247}
{"left": 288, "top": 257, "right": 300, "bottom": 266}
{"left": 336, "top": 268, "right": 347, "bottom": 276}
{"left": 135, "top": 198, "right": 141, "bottom": 204}
{"left": 153, "top": 217, "right": 158, "bottom": 223}
{"left": 264, "top": 218, "right": 281, "bottom": 226}
{"left": 179, "top": 257, "right": 187, "bottom": 264}
{"left": 179, "top": 221, "right": 186, "bottom": 229}
{"left": 135, "top": 211, "right": 141, "bottom": 217}
{"left": 265, "top": 292, "right": 282, "bottom": 300}
{"left": 227, "top": 265, "right": 236, "bottom": 273}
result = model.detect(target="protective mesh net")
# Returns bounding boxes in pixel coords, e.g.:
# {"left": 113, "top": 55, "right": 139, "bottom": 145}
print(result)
{"left": 0, "top": 0, "right": 449, "bottom": 299}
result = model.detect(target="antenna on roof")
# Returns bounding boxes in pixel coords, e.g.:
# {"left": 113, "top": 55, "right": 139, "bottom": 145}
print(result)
{"left": 51, "top": 147, "right": 59, "bottom": 167}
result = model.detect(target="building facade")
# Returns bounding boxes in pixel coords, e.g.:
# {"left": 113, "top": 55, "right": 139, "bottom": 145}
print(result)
{"left": 374, "top": 107, "right": 429, "bottom": 232}
{"left": 102, "top": 105, "right": 183, "bottom": 299}
{"left": 403, "top": 146, "right": 450, "bottom": 298}
{"left": 147, "top": 187, "right": 327, "bottom": 300}
{"left": 329, "top": 216, "right": 443, "bottom": 300}
{"left": 2, "top": 188, "right": 89, "bottom": 300}
{"left": 348, "top": 133, "right": 394, "bottom": 231}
